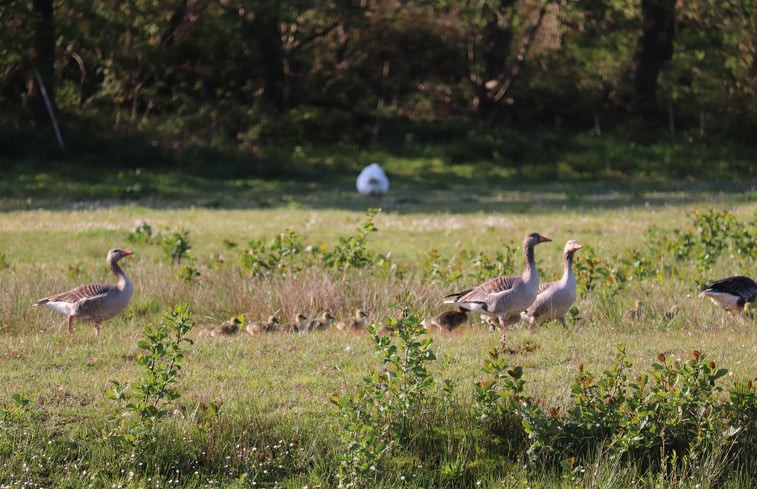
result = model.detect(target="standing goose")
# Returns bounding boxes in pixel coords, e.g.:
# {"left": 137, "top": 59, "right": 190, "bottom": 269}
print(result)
{"left": 444, "top": 232, "right": 551, "bottom": 332}
{"left": 521, "top": 240, "right": 582, "bottom": 328}
{"left": 699, "top": 275, "right": 757, "bottom": 315}
{"left": 34, "top": 248, "right": 134, "bottom": 336}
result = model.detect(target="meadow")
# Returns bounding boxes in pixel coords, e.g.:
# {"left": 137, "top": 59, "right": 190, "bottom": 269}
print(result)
{"left": 0, "top": 181, "right": 755, "bottom": 488}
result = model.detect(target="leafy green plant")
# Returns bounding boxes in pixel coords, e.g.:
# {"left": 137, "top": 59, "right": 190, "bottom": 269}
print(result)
{"left": 175, "top": 251, "right": 201, "bottom": 282}
{"left": 240, "top": 228, "right": 304, "bottom": 277}
{"left": 419, "top": 248, "right": 459, "bottom": 282}
{"left": 0, "top": 394, "right": 30, "bottom": 431}
{"left": 126, "top": 221, "right": 154, "bottom": 244}
{"left": 642, "top": 209, "right": 756, "bottom": 282}
{"left": 161, "top": 229, "right": 192, "bottom": 264}
{"left": 465, "top": 244, "right": 517, "bottom": 284}
{"left": 321, "top": 208, "right": 383, "bottom": 273}
{"left": 107, "top": 304, "right": 194, "bottom": 448}
{"left": 472, "top": 347, "right": 527, "bottom": 425}
{"left": 0, "top": 252, "right": 9, "bottom": 270}
{"left": 331, "top": 297, "right": 441, "bottom": 487}
{"left": 573, "top": 246, "right": 624, "bottom": 295}
{"left": 520, "top": 346, "right": 754, "bottom": 474}
{"left": 177, "top": 263, "right": 201, "bottom": 282}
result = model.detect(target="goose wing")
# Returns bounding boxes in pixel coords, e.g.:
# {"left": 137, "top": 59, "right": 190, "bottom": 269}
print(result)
{"left": 445, "top": 275, "right": 519, "bottom": 309}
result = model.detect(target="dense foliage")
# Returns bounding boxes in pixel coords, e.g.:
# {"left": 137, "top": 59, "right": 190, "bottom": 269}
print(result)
{"left": 2, "top": 0, "right": 756, "bottom": 162}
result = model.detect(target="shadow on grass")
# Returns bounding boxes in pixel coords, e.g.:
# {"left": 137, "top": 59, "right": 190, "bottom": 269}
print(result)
{"left": 1, "top": 124, "right": 755, "bottom": 213}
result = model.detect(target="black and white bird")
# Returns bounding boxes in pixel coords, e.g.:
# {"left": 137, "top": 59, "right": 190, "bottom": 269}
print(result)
{"left": 699, "top": 276, "right": 757, "bottom": 315}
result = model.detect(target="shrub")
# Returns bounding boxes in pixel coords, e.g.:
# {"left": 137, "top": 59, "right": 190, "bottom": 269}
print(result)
{"left": 520, "top": 346, "right": 755, "bottom": 474}
{"left": 240, "top": 228, "right": 305, "bottom": 277}
{"left": 107, "top": 304, "right": 195, "bottom": 452}
{"left": 126, "top": 221, "right": 154, "bottom": 244}
{"left": 331, "top": 297, "right": 441, "bottom": 487}
{"left": 162, "top": 229, "right": 193, "bottom": 264}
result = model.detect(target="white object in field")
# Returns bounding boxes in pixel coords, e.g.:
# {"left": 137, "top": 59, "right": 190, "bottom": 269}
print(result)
{"left": 356, "top": 163, "right": 389, "bottom": 195}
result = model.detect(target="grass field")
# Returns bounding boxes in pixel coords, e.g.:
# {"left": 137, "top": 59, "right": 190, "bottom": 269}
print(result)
{"left": 0, "top": 181, "right": 755, "bottom": 488}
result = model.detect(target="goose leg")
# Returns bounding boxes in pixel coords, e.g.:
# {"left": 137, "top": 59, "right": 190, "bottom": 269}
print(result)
{"left": 558, "top": 317, "right": 567, "bottom": 328}
{"left": 498, "top": 315, "right": 510, "bottom": 332}
{"left": 66, "top": 315, "right": 74, "bottom": 335}
{"left": 94, "top": 323, "right": 101, "bottom": 337}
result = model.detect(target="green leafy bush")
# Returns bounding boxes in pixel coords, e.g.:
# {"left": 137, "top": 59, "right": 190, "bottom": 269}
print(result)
{"left": 107, "top": 304, "right": 195, "bottom": 450}
{"left": 161, "top": 229, "right": 193, "bottom": 264}
{"left": 643, "top": 208, "right": 756, "bottom": 281}
{"left": 320, "top": 208, "right": 386, "bottom": 273}
{"left": 240, "top": 228, "right": 304, "bottom": 277}
{"left": 126, "top": 221, "right": 153, "bottom": 244}
{"left": 519, "top": 346, "right": 755, "bottom": 472}
{"left": 331, "top": 298, "right": 441, "bottom": 487}
{"left": 239, "top": 209, "right": 396, "bottom": 279}
{"left": 573, "top": 246, "right": 624, "bottom": 295}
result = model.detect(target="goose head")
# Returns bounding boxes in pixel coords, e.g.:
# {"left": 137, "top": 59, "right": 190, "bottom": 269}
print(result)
{"left": 525, "top": 233, "right": 551, "bottom": 247}
{"left": 564, "top": 240, "right": 583, "bottom": 253}
{"left": 107, "top": 248, "right": 133, "bottom": 265}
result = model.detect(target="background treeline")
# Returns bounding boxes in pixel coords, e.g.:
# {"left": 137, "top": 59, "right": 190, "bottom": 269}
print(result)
{"left": 1, "top": 0, "right": 755, "bottom": 165}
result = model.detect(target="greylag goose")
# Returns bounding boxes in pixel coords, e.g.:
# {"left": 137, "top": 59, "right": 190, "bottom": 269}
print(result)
{"left": 244, "top": 315, "right": 280, "bottom": 335}
{"left": 699, "top": 275, "right": 757, "bottom": 314}
{"left": 306, "top": 311, "right": 335, "bottom": 332}
{"left": 34, "top": 248, "right": 134, "bottom": 336}
{"left": 335, "top": 309, "right": 368, "bottom": 331}
{"left": 444, "top": 233, "right": 551, "bottom": 333}
{"left": 281, "top": 313, "right": 308, "bottom": 333}
{"left": 428, "top": 308, "right": 469, "bottom": 333}
{"left": 521, "top": 240, "right": 582, "bottom": 328}
{"left": 211, "top": 316, "right": 242, "bottom": 337}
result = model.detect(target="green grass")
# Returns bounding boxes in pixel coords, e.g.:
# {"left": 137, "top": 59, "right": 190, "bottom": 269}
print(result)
{"left": 0, "top": 184, "right": 755, "bottom": 488}
{"left": 1, "top": 127, "right": 755, "bottom": 211}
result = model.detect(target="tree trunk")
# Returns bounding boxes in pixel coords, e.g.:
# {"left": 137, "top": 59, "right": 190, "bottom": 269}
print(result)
{"left": 249, "top": 3, "right": 286, "bottom": 110}
{"left": 632, "top": 0, "right": 675, "bottom": 117}
{"left": 30, "top": 0, "right": 56, "bottom": 128}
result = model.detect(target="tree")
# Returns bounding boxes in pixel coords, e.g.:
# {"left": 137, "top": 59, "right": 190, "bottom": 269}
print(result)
{"left": 632, "top": 0, "right": 676, "bottom": 117}
{"left": 462, "top": 0, "right": 553, "bottom": 122}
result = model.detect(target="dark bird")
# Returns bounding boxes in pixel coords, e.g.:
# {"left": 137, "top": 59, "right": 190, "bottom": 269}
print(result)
{"left": 428, "top": 308, "right": 469, "bottom": 333}
{"left": 699, "top": 276, "right": 757, "bottom": 315}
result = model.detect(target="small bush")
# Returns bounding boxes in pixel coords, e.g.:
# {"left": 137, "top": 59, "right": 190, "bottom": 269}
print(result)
{"left": 107, "top": 304, "right": 195, "bottom": 452}
{"left": 331, "top": 297, "right": 442, "bottom": 487}
{"left": 162, "top": 229, "right": 193, "bottom": 264}
{"left": 126, "top": 221, "right": 154, "bottom": 244}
